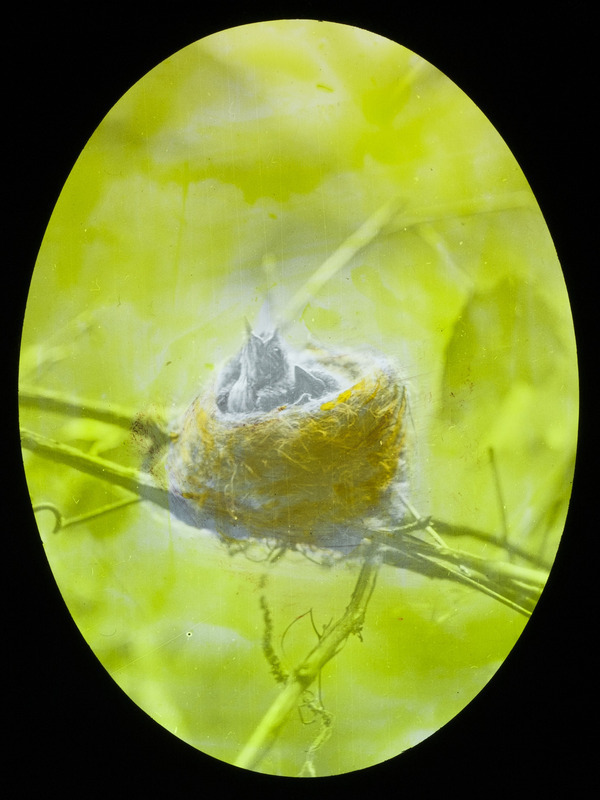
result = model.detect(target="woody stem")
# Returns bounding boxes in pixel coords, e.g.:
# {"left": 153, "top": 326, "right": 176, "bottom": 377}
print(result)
{"left": 234, "top": 543, "right": 381, "bottom": 771}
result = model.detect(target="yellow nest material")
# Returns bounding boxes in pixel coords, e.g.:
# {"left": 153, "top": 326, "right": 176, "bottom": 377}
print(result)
{"left": 167, "top": 355, "right": 406, "bottom": 548}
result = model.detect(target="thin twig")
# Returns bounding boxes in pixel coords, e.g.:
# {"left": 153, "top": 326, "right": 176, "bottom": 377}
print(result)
{"left": 489, "top": 447, "right": 510, "bottom": 553}
{"left": 20, "top": 428, "right": 170, "bottom": 509}
{"left": 33, "top": 497, "right": 142, "bottom": 533}
{"left": 375, "top": 523, "right": 546, "bottom": 616}
{"left": 20, "top": 386, "right": 142, "bottom": 430}
{"left": 19, "top": 385, "right": 172, "bottom": 445}
{"left": 234, "top": 543, "right": 381, "bottom": 771}
{"left": 277, "top": 198, "right": 403, "bottom": 329}
{"left": 390, "top": 190, "right": 536, "bottom": 231}
{"left": 429, "top": 518, "right": 552, "bottom": 570}
{"left": 276, "top": 189, "right": 535, "bottom": 331}
{"left": 378, "top": 535, "right": 540, "bottom": 616}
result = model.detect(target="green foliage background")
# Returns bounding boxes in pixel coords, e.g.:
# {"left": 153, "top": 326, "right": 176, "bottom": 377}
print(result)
{"left": 20, "top": 21, "right": 577, "bottom": 776}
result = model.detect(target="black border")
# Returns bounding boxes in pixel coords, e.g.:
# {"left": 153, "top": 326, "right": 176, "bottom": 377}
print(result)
{"left": 8, "top": 5, "right": 592, "bottom": 795}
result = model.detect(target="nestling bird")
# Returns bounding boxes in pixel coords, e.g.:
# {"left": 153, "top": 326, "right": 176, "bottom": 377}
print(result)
{"left": 216, "top": 322, "right": 338, "bottom": 414}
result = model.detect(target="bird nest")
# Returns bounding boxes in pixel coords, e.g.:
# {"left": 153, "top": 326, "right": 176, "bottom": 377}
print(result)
{"left": 166, "top": 350, "right": 407, "bottom": 551}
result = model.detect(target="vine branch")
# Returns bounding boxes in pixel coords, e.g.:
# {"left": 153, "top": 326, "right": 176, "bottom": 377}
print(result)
{"left": 234, "top": 544, "right": 381, "bottom": 771}
{"left": 20, "top": 428, "right": 170, "bottom": 509}
{"left": 20, "top": 386, "right": 151, "bottom": 431}
{"left": 20, "top": 426, "right": 547, "bottom": 615}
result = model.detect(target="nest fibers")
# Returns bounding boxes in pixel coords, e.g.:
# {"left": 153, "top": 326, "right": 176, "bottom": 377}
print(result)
{"left": 166, "top": 348, "right": 407, "bottom": 552}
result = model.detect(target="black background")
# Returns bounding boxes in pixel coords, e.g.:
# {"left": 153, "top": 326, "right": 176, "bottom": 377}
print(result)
{"left": 7, "top": 3, "right": 593, "bottom": 796}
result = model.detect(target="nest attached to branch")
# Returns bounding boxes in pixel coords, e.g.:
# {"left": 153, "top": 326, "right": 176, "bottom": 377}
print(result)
{"left": 166, "top": 351, "right": 407, "bottom": 551}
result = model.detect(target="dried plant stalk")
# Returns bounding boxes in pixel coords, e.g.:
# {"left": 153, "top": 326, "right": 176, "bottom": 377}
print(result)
{"left": 234, "top": 545, "right": 381, "bottom": 772}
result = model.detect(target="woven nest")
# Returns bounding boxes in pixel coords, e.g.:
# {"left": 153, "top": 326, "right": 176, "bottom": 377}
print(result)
{"left": 166, "top": 351, "right": 406, "bottom": 550}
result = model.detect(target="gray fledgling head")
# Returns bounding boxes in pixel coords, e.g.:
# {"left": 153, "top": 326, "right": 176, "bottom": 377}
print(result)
{"left": 241, "top": 324, "right": 290, "bottom": 390}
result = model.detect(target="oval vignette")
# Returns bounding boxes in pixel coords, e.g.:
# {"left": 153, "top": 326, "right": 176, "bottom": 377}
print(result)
{"left": 19, "top": 20, "right": 578, "bottom": 778}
